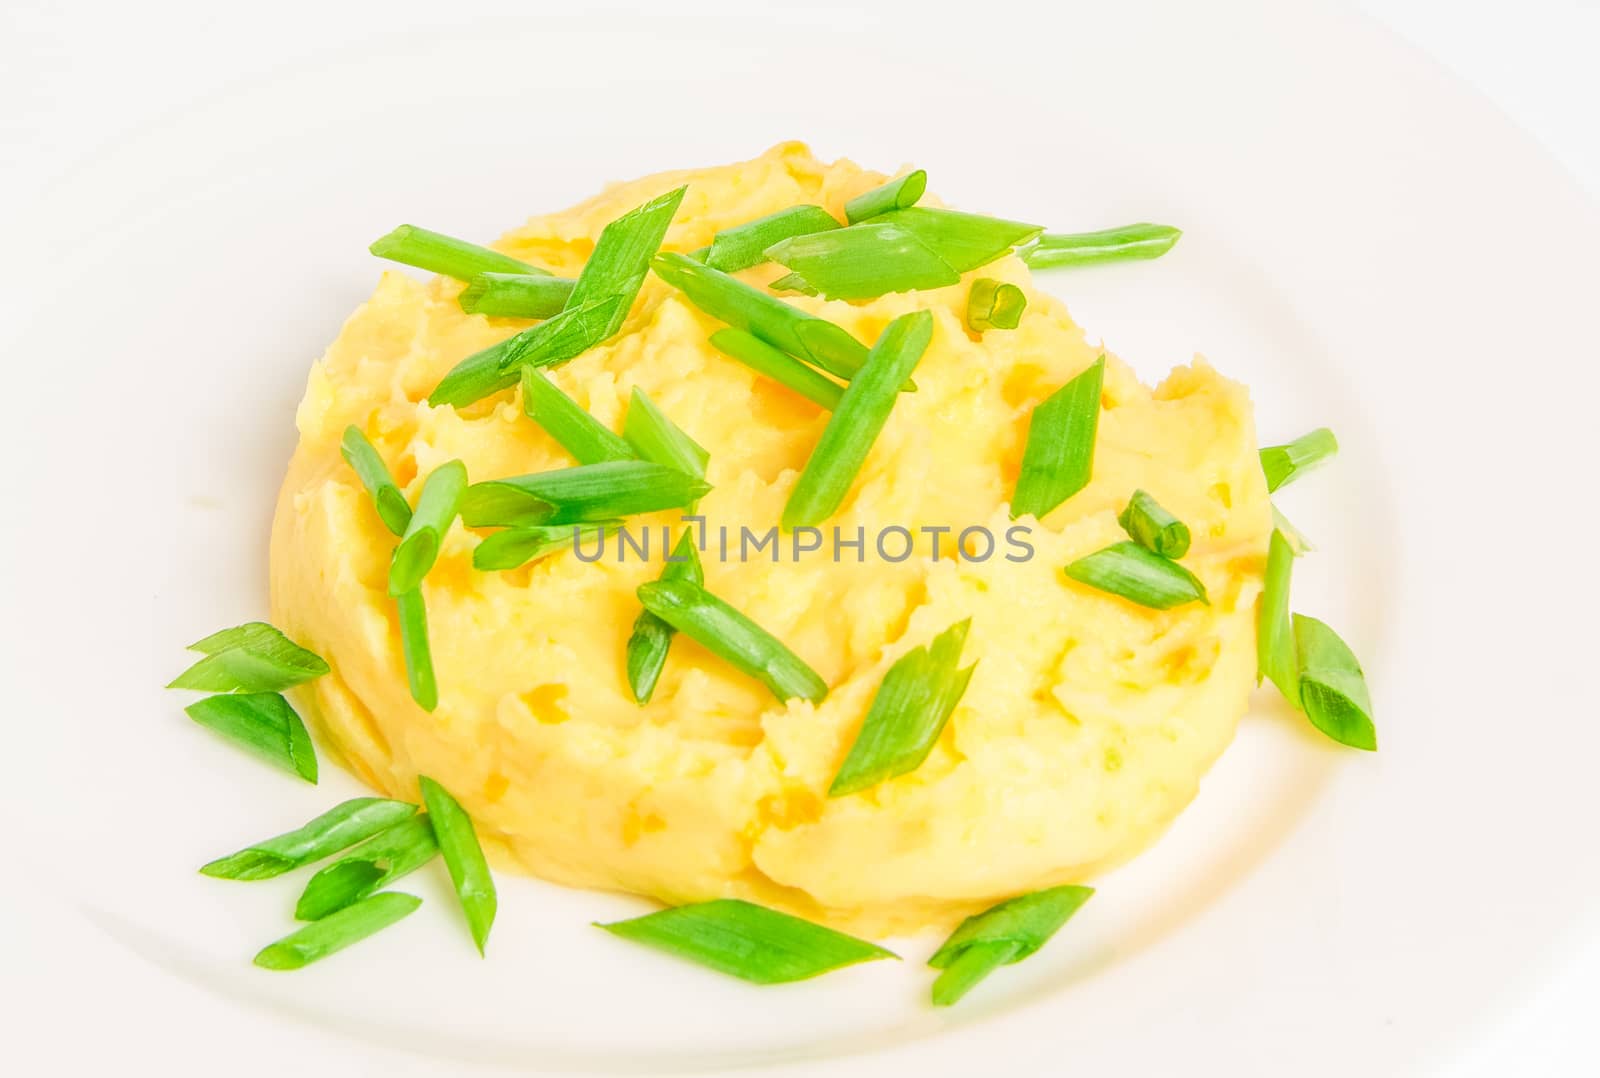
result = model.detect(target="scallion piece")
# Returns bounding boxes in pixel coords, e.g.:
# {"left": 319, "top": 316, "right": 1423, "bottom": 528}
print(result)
{"left": 340, "top": 426, "right": 413, "bottom": 536}
{"left": 169, "top": 622, "right": 330, "bottom": 694}
{"left": 1116, "top": 490, "right": 1191, "bottom": 559}
{"left": 965, "top": 277, "right": 1027, "bottom": 332}
{"left": 1063, "top": 541, "right": 1208, "bottom": 609}
{"left": 763, "top": 222, "right": 960, "bottom": 300}
{"left": 844, "top": 170, "right": 928, "bottom": 224}
{"left": 651, "top": 253, "right": 869, "bottom": 381}
{"left": 295, "top": 815, "right": 438, "bottom": 921}
{"left": 369, "top": 224, "right": 545, "bottom": 281}
{"left": 1020, "top": 223, "right": 1182, "bottom": 269}
{"left": 928, "top": 885, "right": 1094, "bottom": 1006}
{"left": 623, "top": 388, "right": 709, "bottom": 482}
{"left": 565, "top": 186, "right": 686, "bottom": 339}
{"left": 767, "top": 272, "right": 819, "bottom": 296}
{"left": 597, "top": 899, "right": 895, "bottom": 984}
{"left": 1010, "top": 357, "right": 1104, "bottom": 520}
{"left": 460, "top": 460, "right": 711, "bottom": 529}
{"left": 782, "top": 310, "right": 933, "bottom": 528}
{"left": 635, "top": 579, "right": 827, "bottom": 704}
{"left": 184, "top": 692, "right": 317, "bottom": 783}
{"left": 200, "top": 798, "right": 417, "bottom": 881}
{"left": 427, "top": 295, "right": 625, "bottom": 409}
{"left": 1260, "top": 428, "right": 1338, "bottom": 493}
{"left": 472, "top": 522, "right": 615, "bottom": 572}
{"left": 459, "top": 272, "right": 575, "bottom": 319}
{"left": 1257, "top": 529, "right": 1299, "bottom": 701}
{"left": 1295, "top": 614, "right": 1377, "bottom": 751}
{"left": 396, "top": 588, "right": 437, "bottom": 712}
{"left": 254, "top": 892, "right": 422, "bottom": 971}
{"left": 829, "top": 619, "right": 976, "bottom": 797}
{"left": 389, "top": 460, "right": 467, "bottom": 597}
{"left": 1271, "top": 504, "right": 1316, "bottom": 554}
{"left": 625, "top": 531, "right": 704, "bottom": 705}
{"left": 418, "top": 776, "right": 496, "bottom": 955}
{"left": 874, "top": 206, "right": 1043, "bottom": 272}
{"left": 704, "top": 205, "right": 840, "bottom": 272}
{"left": 520, "top": 367, "right": 635, "bottom": 465}
{"left": 708, "top": 327, "right": 844, "bottom": 410}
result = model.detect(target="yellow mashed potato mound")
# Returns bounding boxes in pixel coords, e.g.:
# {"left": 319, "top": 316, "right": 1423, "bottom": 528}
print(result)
{"left": 271, "top": 143, "right": 1270, "bottom": 936}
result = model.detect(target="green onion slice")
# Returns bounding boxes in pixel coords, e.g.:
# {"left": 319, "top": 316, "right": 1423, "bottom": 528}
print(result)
{"left": 1260, "top": 428, "right": 1338, "bottom": 493}
{"left": 626, "top": 531, "right": 705, "bottom": 705}
{"left": 651, "top": 253, "right": 869, "bottom": 381}
{"left": 1257, "top": 529, "right": 1299, "bottom": 700}
{"left": 295, "top": 815, "right": 438, "bottom": 921}
{"left": 340, "top": 426, "right": 413, "bottom": 536}
{"left": 254, "top": 892, "right": 422, "bottom": 971}
{"left": 636, "top": 579, "right": 827, "bottom": 704}
{"left": 200, "top": 798, "right": 417, "bottom": 881}
{"left": 598, "top": 899, "right": 895, "bottom": 984}
{"left": 623, "top": 388, "right": 709, "bottom": 482}
{"left": 1063, "top": 541, "right": 1208, "bottom": 609}
{"left": 459, "top": 272, "right": 575, "bottom": 319}
{"left": 369, "top": 225, "right": 546, "bottom": 281}
{"left": 184, "top": 692, "right": 318, "bottom": 783}
{"left": 418, "top": 776, "right": 497, "bottom": 955}
{"left": 473, "top": 522, "right": 616, "bottom": 572}
{"left": 929, "top": 885, "right": 1094, "bottom": 1005}
{"left": 704, "top": 205, "right": 840, "bottom": 272}
{"left": 428, "top": 295, "right": 625, "bottom": 409}
{"left": 829, "top": 619, "right": 976, "bottom": 797}
{"left": 782, "top": 310, "right": 933, "bottom": 528}
{"left": 767, "top": 272, "right": 819, "bottom": 296}
{"left": 388, "top": 460, "right": 467, "bottom": 597}
{"left": 1010, "top": 357, "right": 1104, "bottom": 520}
{"left": 844, "top": 170, "right": 928, "bottom": 224}
{"left": 708, "top": 328, "right": 844, "bottom": 410}
{"left": 874, "top": 206, "right": 1043, "bottom": 272}
{"left": 1271, "top": 504, "right": 1316, "bottom": 554}
{"left": 1020, "top": 223, "right": 1182, "bottom": 269}
{"left": 521, "top": 367, "right": 635, "bottom": 465}
{"left": 396, "top": 588, "right": 437, "bottom": 712}
{"left": 966, "top": 277, "right": 1027, "bottom": 332}
{"left": 565, "top": 186, "right": 686, "bottom": 339}
{"left": 1116, "top": 489, "right": 1191, "bottom": 558}
{"left": 1295, "top": 614, "right": 1377, "bottom": 751}
{"left": 460, "top": 460, "right": 711, "bottom": 529}
{"left": 764, "top": 222, "right": 960, "bottom": 300}
{"left": 168, "top": 622, "right": 330, "bottom": 694}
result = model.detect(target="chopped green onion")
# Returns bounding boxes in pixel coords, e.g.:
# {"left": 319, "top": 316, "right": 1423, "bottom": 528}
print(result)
{"left": 623, "top": 388, "right": 709, "bottom": 482}
{"left": 704, "top": 205, "right": 840, "bottom": 272}
{"left": 829, "top": 619, "right": 976, "bottom": 797}
{"left": 767, "top": 272, "right": 819, "bottom": 296}
{"left": 1010, "top": 357, "right": 1104, "bottom": 520}
{"left": 472, "top": 522, "right": 615, "bottom": 571}
{"left": 1295, "top": 614, "right": 1378, "bottom": 751}
{"left": 565, "top": 186, "right": 686, "bottom": 339}
{"left": 597, "top": 899, "right": 895, "bottom": 984}
{"left": 1260, "top": 428, "right": 1339, "bottom": 493}
{"left": 460, "top": 460, "right": 711, "bottom": 529}
{"left": 626, "top": 531, "right": 704, "bottom": 705}
{"left": 520, "top": 367, "right": 635, "bottom": 465}
{"left": 928, "top": 885, "right": 1094, "bottom": 1005}
{"left": 874, "top": 206, "right": 1043, "bottom": 272}
{"left": 295, "top": 815, "right": 438, "bottom": 921}
{"left": 844, "top": 170, "right": 928, "bottom": 224}
{"left": 388, "top": 460, "right": 467, "bottom": 597}
{"left": 708, "top": 328, "right": 844, "bottom": 410}
{"left": 340, "top": 426, "right": 413, "bottom": 536}
{"left": 427, "top": 295, "right": 625, "bottom": 409}
{"left": 783, "top": 310, "right": 934, "bottom": 528}
{"left": 1116, "top": 490, "right": 1191, "bottom": 558}
{"left": 169, "top": 622, "right": 329, "bottom": 694}
{"left": 763, "top": 222, "right": 960, "bottom": 300}
{"left": 200, "top": 798, "right": 417, "bottom": 881}
{"left": 418, "top": 776, "right": 496, "bottom": 956}
{"left": 369, "top": 225, "right": 545, "bottom": 281}
{"left": 184, "top": 692, "right": 318, "bottom": 783}
{"left": 1257, "top": 529, "right": 1299, "bottom": 700}
{"left": 459, "top": 272, "right": 575, "bottom": 318}
{"left": 396, "top": 588, "right": 437, "bottom": 712}
{"left": 636, "top": 579, "right": 827, "bottom": 704}
{"left": 651, "top": 253, "right": 869, "bottom": 381}
{"left": 254, "top": 892, "right": 422, "bottom": 971}
{"left": 1271, "top": 504, "right": 1315, "bottom": 554}
{"left": 1020, "top": 223, "right": 1182, "bottom": 269}
{"left": 965, "top": 277, "right": 1027, "bottom": 332}
{"left": 1063, "top": 541, "right": 1208, "bottom": 609}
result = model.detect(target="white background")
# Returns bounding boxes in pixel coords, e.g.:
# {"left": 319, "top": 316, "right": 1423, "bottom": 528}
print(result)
{"left": 1, "top": 1, "right": 1595, "bottom": 1073}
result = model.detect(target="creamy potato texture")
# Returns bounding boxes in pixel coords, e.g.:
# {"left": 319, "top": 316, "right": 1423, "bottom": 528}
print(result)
{"left": 271, "top": 143, "right": 1270, "bottom": 935}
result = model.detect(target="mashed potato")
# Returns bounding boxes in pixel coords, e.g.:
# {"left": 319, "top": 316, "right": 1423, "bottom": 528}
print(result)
{"left": 270, "top": 143, "right": 1270, "bottom": 935}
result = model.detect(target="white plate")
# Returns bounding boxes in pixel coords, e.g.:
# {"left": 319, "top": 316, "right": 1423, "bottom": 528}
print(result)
{"left": 3, "top": 2, "right": 1597, "bottom": 1075}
